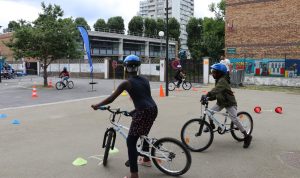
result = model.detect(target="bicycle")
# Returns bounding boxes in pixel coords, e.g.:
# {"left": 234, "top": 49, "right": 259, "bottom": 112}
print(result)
{"left": 168, "top": 78, "right": 192, "bottom": 91}
{"left": 97, "top": 106, "right": 191, "bottom": 176}
{"left": 180, "top": 98, "right": 253, "bottom": 152}
{"left": 55, "top": 77, "right": 74, "bottom": 90}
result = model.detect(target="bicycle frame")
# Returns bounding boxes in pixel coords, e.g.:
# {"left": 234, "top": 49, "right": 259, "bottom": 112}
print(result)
{"left": 102, "top": 109, "right": 171, "bottom": 162}
{"left": 200, "top": 103, "right": 232, "bottom": 133}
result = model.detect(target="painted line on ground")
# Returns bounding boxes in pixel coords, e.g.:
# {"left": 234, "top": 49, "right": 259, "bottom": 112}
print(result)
{"left": 0, "top": 95, "right": 110, "bottom": 111}
{"left": 0, "top": 88, "right": 161, "bottom": 111}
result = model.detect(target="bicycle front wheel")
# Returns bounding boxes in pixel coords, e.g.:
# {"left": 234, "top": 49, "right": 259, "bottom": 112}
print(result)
{"left": 55, "top": 82, "right": 64, "bottom": 90}
{"left": 182, "top": 81, "right": 192, "bottom": 90}
{"left": 168, "top": 82, "right": 176, "bottom": 91}
{"left": 181, "top": 119, "right": 214, "bottom": 152}
{"left": 230, "top": 112, "right": 253, "bottom": 142}
{"left": 67, "top": 81, "right": 74, "bottom": 89}
{"left": 103, "top": 131, "right": 113, "bottom": 166}
{"left": 151, "top": 137, "right": 191, "bottom": 176}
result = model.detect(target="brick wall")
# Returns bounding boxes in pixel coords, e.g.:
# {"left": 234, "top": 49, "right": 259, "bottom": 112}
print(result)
{"left": 225, "top": 0, "right": 300, "bottom": 59}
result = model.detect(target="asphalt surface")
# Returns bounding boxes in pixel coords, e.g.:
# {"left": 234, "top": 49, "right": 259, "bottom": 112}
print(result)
{"left": 0, "top": 76, "right": 300, "bottom": 178}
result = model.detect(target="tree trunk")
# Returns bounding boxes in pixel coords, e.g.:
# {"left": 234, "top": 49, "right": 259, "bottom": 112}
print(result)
{"left": 43, "top": 59, "right": 48, "bottom": 87}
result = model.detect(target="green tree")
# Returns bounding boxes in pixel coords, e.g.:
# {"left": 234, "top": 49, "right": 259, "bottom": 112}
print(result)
{"left": 186, "top": 17, "right": 203, "bottom": 60}
{"left": 75, "top": 17, "right": 91, "bottom": 30}
{"left": 209, "top": 0, "right": 225, "bottom": 20}
{"left": 8, "top": 21, "right": 20, "bottom": 31}
{"left": 156, "top": 18, "right": 165, "bottom": 34}
{"left": 128, "top": 16, "right": 144, "bottom": 35}
{"left": 93, "top": 18, "right": 106, "bottom": 30}
{"left": 202, "top": 17, "right": 225, "bottom": 59}
{"left": 168, "top": 17, "right": 180, "bottom": 41}
{"left": 6, "top": 2, "right": 82, "bottom": 86}
{"left": 144, "top": 18, "right": 157, "bottom": 37}
{"left": 107, "top": 16, "right": 125, "bottom": 33}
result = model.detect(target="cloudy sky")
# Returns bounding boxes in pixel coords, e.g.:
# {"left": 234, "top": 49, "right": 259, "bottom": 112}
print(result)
{"left": 0, "top": 0, "right": 220, "bottom": 32}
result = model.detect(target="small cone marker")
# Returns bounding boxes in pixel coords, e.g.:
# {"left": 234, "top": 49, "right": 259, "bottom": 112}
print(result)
{"left": 32, "top": 85, "right": 38, "bottom": 97}
{"left": 121, "top": 91, "right": 128, "bottom": 96}
{"left": 254, "top": 106, "right": 261, "bottom": 114}
{"left": 72, "top": 157, "right": 87, "bottom": 166}
{"left": 0, "top": 114, "right": 8, "bottom": 119}
{"left": 275, "top": 106, "right": 283, "bottom": 114}
{"left": 159, "top": 84, "right": 165, "bottom": 97}
{"left": 11, "top": 119, "right": 20, "bottom": 125}
{"left": 109, "top": 147, "right": 119, "bottom": 154}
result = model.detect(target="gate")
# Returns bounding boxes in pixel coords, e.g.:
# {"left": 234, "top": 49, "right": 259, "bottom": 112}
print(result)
{"left": 168, "top": 59, "right": 203, "bottom": 83}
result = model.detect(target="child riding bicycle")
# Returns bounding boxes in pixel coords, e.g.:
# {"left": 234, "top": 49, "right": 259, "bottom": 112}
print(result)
{"left": 174, "top": 65, "right": 186, "bottom": 88}
{"left": 201, "top": 63, "right": 252, "bottom": 148}
{"left": 91, "top": 55, "right": 157, "bottom": 178}
{"left": 59, "top": 67, "right": 70, "bottom": 87}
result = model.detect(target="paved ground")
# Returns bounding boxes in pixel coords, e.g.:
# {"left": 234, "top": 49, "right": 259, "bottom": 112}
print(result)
{"left": 0, "top": 77, "right": 300, "bottom": 178}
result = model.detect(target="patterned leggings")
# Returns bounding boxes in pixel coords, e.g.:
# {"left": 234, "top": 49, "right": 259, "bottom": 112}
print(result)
{"left": 127, "top": 106, "right": 158, "bottom": 173}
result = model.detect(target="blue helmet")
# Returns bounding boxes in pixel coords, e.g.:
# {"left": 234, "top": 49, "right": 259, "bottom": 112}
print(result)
{"left": 210, "top": 63, "right": 227, "bottom": 74}
{"left": 123, "top": 55, "right": 141, "bottom": 67}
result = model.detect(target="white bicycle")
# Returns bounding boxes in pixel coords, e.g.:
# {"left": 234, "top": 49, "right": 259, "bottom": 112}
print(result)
{"left": 97, "top": 106, "right": 191, "bottom": 176}
{"left": 181, "top": 98, "right": 253, "bottom": 152}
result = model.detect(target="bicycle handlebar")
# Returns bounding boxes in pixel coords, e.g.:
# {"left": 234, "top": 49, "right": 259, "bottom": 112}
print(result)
{"left": 98, "top": 106, "right": 131, "bottom": 116}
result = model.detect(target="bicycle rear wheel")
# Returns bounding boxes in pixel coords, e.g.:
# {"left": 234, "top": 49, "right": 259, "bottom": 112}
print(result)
{"left": 182, "top": 81, "right": 192, "bottom": 90}
{"left": 151, "top": 137, "right": 191, "bottom": 176}
{"left": 103, "top": 131, "right": 113, "bottom": 166}
{"left": 181, "top": 119, "right": 214, "bottom": 152}
{"left": 55, "top": 82, "right": 64, "bottom": 90}
{"left": 168, "top": 82, "right": 176, "bottom": 91}
{"left": 230, "top": 112, "right": 253, "bottom": 142}
{"left": 67, "top": 81, "right": 74, "bottom": 89}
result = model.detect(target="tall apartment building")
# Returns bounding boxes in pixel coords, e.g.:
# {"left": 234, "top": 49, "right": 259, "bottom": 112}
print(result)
{"left": 139, "top": 0, "right": 194, "bottom": 51}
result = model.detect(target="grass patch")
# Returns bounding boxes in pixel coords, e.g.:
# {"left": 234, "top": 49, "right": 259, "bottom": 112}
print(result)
{"left": 240, "top": 85, "right": 300, "bottom": 94}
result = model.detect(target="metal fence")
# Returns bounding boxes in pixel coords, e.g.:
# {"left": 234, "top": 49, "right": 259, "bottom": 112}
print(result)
{"left": 230, "top": 70, "right": 245, "bottom": 87}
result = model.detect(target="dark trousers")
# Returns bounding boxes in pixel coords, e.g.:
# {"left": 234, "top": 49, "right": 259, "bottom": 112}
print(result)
{"left": 127, "top": 135, "right": 150, "bottom": 173}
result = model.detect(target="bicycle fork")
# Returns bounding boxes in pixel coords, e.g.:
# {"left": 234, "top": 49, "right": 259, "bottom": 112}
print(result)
{"left": 102, "top": 127, "right": 116, "bottom": 150}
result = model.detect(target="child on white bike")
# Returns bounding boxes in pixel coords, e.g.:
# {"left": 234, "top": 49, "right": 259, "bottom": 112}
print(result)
{"left": 201, "top": 63, "right": 252, "bottom": 148}
{"left": 91, "top": 55, "right": 157, "bottom": 178}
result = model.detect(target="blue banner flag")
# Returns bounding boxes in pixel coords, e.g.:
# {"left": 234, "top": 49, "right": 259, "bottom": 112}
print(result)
{"left": 77, "top": 26, "right": 93, "bottom": 72}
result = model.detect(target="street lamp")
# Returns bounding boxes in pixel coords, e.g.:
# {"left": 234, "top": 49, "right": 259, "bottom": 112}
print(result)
{"left": 165, "top": 0, "right": 169, "bottom": 96}
{"left": 158, "top": 31, "right": 164, "bottom": 59}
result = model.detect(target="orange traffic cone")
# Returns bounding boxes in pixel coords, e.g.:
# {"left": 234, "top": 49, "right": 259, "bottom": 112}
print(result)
{"left": 32, "top": 85, "right": 38, "bottom": 97}
{"left": 159, "top": 84, "right": 165, "bottom": 97}
{"left": 48, "top": 79, "right": 53, "bottom": 88}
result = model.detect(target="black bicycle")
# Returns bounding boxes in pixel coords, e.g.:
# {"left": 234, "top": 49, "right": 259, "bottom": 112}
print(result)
{"left": 98, "top": 106, "right": 192, "bottom": 176}
{"left": 181, "top": 98, "right": 253, "bottom": 152}
{"left": 168, "top": 78, "right": 192, "bottom": 91}
{"left": 55, "top": 77, "right": 74, "bottom": 90}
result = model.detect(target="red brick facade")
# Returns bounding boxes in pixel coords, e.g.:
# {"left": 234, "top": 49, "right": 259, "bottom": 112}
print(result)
{"left": 225, "top": 0, "right": 300, "bottom": 59}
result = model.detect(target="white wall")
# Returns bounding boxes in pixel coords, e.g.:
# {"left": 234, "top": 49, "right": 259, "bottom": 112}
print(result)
{"left": 140, "top": 64, "right": 160, "bottom": 76}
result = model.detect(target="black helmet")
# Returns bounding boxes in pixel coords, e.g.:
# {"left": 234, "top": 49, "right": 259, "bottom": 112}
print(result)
{"left": 123, "top": 55, "right": 141, "bottom": 67}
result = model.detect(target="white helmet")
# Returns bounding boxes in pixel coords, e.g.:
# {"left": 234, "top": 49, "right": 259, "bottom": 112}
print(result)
{"left": 220, "top": 59, "right": 230, "bottom": 72}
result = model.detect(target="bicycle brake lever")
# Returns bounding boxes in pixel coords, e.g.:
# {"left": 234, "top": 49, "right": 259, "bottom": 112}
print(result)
{"left": 99, "top": 106, "right": 107, "bottom": 110}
